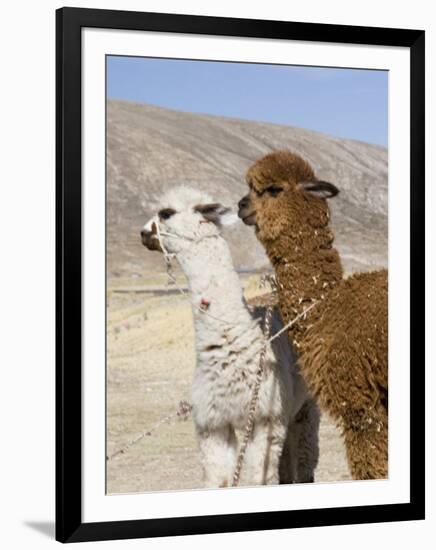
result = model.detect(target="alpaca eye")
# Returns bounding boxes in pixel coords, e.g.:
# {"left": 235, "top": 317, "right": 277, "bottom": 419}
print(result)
{"left": 199, "top": 205, "right": 217, "bottom": 214}
{"left": 158, "top": 208, "right": 176, "bottom": 220}
{"left": 267, "top": 186, "right": 283, "bottom": 197}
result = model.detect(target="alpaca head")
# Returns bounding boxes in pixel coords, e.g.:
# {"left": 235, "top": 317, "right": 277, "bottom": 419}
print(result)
{"left": 238, "top": 150, "right": 339, "bottom": 243}
{"left": 141, "top": 185, "right": 237, "bottom": 255}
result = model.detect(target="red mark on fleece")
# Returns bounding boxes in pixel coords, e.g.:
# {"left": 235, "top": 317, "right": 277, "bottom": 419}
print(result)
{"left": 200, "top": 297, "right": 211, "bottom": 310}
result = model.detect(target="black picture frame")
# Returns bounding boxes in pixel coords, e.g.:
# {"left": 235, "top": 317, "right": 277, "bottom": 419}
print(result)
{"left": 56, "top": 6, "right": 425, "bottom": 543}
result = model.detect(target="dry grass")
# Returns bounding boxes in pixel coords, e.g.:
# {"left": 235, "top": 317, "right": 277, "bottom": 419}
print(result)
{"left": 106, "top": 273, "right": 351, "bottom": 494}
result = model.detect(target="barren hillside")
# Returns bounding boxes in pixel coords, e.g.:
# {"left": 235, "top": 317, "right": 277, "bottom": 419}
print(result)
{"left": 107, "top": 99, "right": 388, "bottom": 276}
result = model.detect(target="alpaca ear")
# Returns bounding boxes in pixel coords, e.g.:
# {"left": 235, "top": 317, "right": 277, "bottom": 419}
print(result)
{"left": 298, "top": 180, "right": 339, "bottom": 199}
{"left": 194, "top": 203, "right": 238, "bottom": 226}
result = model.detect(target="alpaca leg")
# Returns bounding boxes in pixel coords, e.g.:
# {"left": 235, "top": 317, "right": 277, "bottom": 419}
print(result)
{"left": 279, "top": 421, "right": 298, "bottom": 484}
{"left": 343, "top": 415, "right": 388, "bottom": 480}
{"left": 196, "top": 425, "right": 237, "bottom": 488}
{"left": 241, "top": 420, "right": 287, "bottom": 486}
{"left": 295, "top": 398, "right": 320, "bottom": 483}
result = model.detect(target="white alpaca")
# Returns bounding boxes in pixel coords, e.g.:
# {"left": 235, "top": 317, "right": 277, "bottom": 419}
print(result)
{"left": 141, "top": 186, "right": 318, "bottom": 487}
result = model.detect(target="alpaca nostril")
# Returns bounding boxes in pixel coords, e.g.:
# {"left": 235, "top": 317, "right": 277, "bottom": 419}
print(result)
{"left": 238, "top": 196, "right": 249, "bottom": 209}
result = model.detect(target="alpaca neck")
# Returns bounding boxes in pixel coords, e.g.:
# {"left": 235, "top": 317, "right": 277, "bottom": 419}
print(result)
{"left": 175, "top": 236, "right": 254, "bottom": 334}
{"left": 266, "top": 224, "right": 343, "bottom": 343}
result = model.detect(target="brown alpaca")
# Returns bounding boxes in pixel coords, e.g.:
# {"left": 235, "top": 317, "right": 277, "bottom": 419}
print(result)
{"left": 238, "top": 150, "right": 388, "bottom": 480}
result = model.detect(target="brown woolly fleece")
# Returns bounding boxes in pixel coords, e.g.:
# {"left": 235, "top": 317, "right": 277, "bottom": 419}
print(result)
{"left": 243, "top": 150, "right": 388, "bottom": 480}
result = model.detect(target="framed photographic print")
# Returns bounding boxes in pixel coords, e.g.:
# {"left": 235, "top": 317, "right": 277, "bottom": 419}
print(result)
{"left": 56, "top": 6, "right": 425, "bottom": 543}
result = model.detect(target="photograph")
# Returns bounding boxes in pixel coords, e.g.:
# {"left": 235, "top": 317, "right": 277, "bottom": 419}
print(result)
{"left": 0, "top": 0, "right": 430, "bottom": 548}
{"left": 105, "top": 56, "right": 389, "bottom": 494}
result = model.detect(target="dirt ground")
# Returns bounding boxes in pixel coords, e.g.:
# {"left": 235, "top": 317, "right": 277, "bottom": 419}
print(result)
{"left": 106, "top": 273, "right": 351, "bottom": 495}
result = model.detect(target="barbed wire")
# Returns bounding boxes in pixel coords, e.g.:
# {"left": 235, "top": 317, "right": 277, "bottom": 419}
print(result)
{"left": 106, "top": 400, "right": 192, "bottom": 462}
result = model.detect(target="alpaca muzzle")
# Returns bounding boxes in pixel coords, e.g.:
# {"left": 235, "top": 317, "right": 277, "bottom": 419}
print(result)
{"left": 141, "top": 223, "right": 163, "bottom": 252}
{"left": 238, "top": 195, "right": 257, "bottom": 226}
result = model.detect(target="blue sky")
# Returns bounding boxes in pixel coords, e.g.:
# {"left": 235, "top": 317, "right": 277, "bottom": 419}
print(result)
{"left": 107, "top": 56, "right": 388, "bottom": 147}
